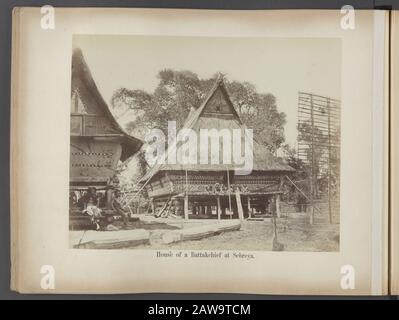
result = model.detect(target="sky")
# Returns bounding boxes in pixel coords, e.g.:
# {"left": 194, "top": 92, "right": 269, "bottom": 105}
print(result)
{"left": 73, "top": 35, "right": 341, "bottom": 148}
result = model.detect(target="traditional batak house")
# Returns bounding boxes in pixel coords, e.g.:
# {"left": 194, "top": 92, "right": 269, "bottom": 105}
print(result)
{"left": 141, "top": 76, "right": 294, "bottom": 220}
{"left": 69, "top": 48, "right": 142, "bottom": 227}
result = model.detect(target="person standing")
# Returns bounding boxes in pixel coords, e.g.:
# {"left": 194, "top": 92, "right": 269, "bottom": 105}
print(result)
{"left": 112, "top": 190, "right": 129, "bottom": 228}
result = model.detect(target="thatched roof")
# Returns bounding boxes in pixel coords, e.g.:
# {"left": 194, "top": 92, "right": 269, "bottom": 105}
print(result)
{"left": 142, "top": 77, "right": 294, "bottom": 181}
{"left": 71, "top": 48, "right": 143, "bottom": 161}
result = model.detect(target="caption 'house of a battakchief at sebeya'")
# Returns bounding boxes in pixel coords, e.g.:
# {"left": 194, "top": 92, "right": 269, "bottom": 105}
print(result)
{"left": 69, "top": 48, "right": 142, "bottom": 228}
{"left": 141, "top": 77, "right": 295, "bottom": 220}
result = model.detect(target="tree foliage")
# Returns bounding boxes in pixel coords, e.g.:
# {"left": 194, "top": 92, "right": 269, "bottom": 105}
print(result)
{"left": 111, "top": 69, "right": 287, "bottom": 154}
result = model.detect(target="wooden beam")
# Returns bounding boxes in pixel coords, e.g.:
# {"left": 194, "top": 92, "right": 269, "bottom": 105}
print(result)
{"left": 235, "top": 190, "right": 244, "bottom": 221}
{"left": 184, "top": 195, "right": 189, "bottom": 220}
{"left": 247, "top": 196, "right": 252, "bottom": 219}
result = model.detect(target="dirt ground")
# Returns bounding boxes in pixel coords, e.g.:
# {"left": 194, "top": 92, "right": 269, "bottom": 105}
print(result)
{"left": 70, "top": 212, "right": 339, "bottom": 251}
{"left": 129, "top": 213, "right": 340, "bottom": 252}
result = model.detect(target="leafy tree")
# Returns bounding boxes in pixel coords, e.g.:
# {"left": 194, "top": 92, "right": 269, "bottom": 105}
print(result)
{"left": 280, "top": 144, "right": 310, "bottom": 207}
{"left": 111, "top": 69, "right": 287, "bottom": 156}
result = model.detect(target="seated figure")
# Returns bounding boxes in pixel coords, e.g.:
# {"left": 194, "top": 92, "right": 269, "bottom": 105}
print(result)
{"left": 83, "top": 197, "right": 103, "bottom": 230}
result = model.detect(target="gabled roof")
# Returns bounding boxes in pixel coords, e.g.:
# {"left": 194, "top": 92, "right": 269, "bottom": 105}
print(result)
{"left": 141, "top": 77, "right": 294, "bottom": 182}
{"left": 71, "top": 48, "right": 143, "bottom": 161}
{"left": 182, "top": 76, "right": 242, "bottom": 128}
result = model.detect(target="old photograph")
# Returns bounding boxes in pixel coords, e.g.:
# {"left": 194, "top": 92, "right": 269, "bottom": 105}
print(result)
{"left": 69, "top": 35, "right": 341, "bottom": 251}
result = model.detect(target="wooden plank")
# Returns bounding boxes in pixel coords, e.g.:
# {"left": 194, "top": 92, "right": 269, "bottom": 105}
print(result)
{"left": 73, "top": 229, "right": 150, "bottom": 249}
{"left": 162, "top": 220, "right": 241, "bottom": 244}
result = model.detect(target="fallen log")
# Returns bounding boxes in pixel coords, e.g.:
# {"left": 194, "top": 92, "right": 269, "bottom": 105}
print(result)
{"left": 162, "top": 220, "right": 241, "bottom": 244}
{"left": 74, "top": 229, "right": 150, "bottom": 249}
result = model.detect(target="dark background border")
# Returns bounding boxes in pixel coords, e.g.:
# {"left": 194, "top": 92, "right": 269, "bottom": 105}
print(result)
{"left": 0, "top": 0, "right": 397, "bottom": 300}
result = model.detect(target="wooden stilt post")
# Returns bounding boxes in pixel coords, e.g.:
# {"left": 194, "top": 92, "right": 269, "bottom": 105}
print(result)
{"left": 184, "top": 170, "right": 189, "bottom": 220}
{"left": 184, "top": 196, "right": 189, "bottom": 220}
{"left": 227, "top": 169, "right": 232, "bottom": 219}
{"left": 217, "top": 196, "right": 221, "bottom": 221}
{"left": 106, "top": 188, "right": 113, "bottom": 209}
{"left": 207, "top": 205, "right": 212, "bottom": 217}
{"left": 247, "top": 196, "right": 252, "bottom": 219}
{"left": 235, "top": 190, "right": 244, "bottom": 221}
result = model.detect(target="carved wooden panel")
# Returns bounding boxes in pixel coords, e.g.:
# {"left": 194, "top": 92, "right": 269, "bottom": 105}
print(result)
{"left": 70, "top": 140, "right": 122, "bottom": 183}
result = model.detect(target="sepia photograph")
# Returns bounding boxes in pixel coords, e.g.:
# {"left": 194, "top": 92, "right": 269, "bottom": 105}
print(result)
{"left": 8, "top": 7, "right": 390, "bottom": 296}
{"left": 68, "top": 35, "right": 341, "bottom": 252}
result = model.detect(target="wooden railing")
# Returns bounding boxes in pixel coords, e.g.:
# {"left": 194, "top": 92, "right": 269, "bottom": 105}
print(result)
{"left": 70, "top": 114, "right": 117, "bottom": 136}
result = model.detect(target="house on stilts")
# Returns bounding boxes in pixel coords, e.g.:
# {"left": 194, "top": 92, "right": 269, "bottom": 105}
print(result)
{"left": 69, "top": 48, "right": 143, "bottom": 228}
{"left": 141, "top": 76, "right": 294, "bottom": 220}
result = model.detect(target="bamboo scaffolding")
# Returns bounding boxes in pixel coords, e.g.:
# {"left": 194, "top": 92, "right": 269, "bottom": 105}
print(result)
{"left": 297, "top": 92, "right": 341, "bottom": 224}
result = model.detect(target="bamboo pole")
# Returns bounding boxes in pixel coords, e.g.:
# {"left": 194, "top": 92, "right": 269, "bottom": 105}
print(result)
{"left": 217, "top": 196, "right": 221, "bottom": 221}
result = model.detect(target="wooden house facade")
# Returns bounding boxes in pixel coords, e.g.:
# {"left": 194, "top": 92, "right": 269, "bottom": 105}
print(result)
{"left": 142, "top": 77, "right": 294, "bottom": 220}
{"left": 69, "top": 48, "right": 142, "bottom": 217}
